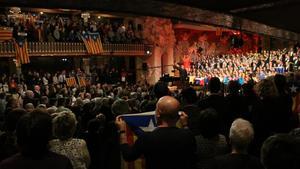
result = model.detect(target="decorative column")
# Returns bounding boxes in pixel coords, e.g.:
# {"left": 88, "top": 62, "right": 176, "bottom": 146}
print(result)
{"left": 143, "top": 17, "right": 176, "bottom": 84}
{"left": 146, "top": 46, "right": 162, "bottom": 84}
{"left": 163, "top": 46, "right": 174, "bottom": 74}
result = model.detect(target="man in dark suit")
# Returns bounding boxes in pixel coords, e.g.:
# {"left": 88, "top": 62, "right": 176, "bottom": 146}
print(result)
{"left": 173, "top": 63, "right": 188, "bottom": 87}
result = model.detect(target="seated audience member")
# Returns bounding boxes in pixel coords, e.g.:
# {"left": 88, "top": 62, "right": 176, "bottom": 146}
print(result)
{"left": 261, "top": 134, "right": 300, "bottom": 169}
{"left": 195, "top": 108, "right": 229, "bottom": 169}
{"left": 0, "top": 109, "right": 27, "bottom": 162}
{"left": 211, "top": 118, "right": 263, "bottom": 169}
{"left": 115, "top": 96, "right": 196, "bottom": 169}
{"left": 50, "top": 111, "right": 90, "bottom": 169}
{"left": 0, "top": 109, "right": 73, "bottom": 169}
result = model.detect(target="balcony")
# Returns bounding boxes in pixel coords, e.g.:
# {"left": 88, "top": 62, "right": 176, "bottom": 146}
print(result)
{"left": 0, "top": 42, "right": 152, "bottom": 57}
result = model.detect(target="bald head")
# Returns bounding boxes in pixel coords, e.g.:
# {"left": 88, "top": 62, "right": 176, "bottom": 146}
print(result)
{"left": 156, "top": 96, "right": 180, "bottom": 123}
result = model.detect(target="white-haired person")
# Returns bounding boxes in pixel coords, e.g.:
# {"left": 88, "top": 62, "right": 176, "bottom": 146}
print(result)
{"left": 210, "top": 118, "right": 263, "bottom": 169}
{"left": 49, "top": 111, "right": 90, "bottom": 169}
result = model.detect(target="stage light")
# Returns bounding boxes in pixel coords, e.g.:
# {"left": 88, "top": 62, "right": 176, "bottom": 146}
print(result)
{"left": 98, "top": 16, "right": 101, "bottom": 19}
{"left": 40, "top": 12, "right": 44, "bottom": 15}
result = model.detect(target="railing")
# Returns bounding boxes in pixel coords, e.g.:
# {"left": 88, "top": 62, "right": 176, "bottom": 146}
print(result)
{"left": 0, "top": 42, "right": 152, "bottom": 57}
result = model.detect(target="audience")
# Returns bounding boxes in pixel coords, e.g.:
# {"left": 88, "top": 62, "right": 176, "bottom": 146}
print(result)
{"left": 0, "top": 64, "right": 299, "bottom": 169}
{"left": 0, "top": 13, "right": 144, "bottom": 44}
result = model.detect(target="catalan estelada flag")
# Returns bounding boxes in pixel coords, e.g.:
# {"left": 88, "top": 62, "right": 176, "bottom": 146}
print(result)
{"left": 0, "top": 27, "right": 13, "bottom": 42}
{"left": 66, "top": 77, "right": 77, "bottom": 87}
{"left": 121, "top": 111, "right": 157, "bottom": 169}
{"left": 14, "top": 39, "right": 30, "bottom": 64}
{"left": 77, "top": 76, "right": 86, "bottom": 87}
{"left": 82, "top": 32, "right": 103, "bottom": 55}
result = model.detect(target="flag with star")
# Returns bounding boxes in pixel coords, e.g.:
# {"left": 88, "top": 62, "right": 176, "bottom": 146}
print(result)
{"left": 13, "top": 39, "right": 30, "bottom": 64}
{"left": 89, "top": 32, "right": 103, "bottom": 54}
{"left": 81, "top": 32, "right": 103, "bottom": 55}
{"left": 121, "top": 111, "right": 156, "bottom": 169}
{"left": 121, "top": 111, "right": 156, "bottom": 136}
{"left": 289, "top": 77, "right": 300, "bottom": 114}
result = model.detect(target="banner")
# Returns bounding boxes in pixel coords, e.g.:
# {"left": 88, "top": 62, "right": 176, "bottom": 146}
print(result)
{"left": 0, "top": 27, "right": 13, "bottom": 42}
{"left": 77, "top": 76, "right": 87, "bottom": 87}
{"left": 66, "top": 77, "right": 77, "bottom": 87}
{"left": 14, "top": 39, "right": 30, "bottom": 65}
{"left": 81, "top": 32, "right": 103, "bottom": 55}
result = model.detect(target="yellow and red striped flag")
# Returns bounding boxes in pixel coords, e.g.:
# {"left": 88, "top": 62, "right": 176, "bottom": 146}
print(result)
{"left": 66, "top": 77, "right": 77, "bottom": 87}
{"left": 82, "top": 32, "right": 103, "bottom": 55}
{"left": 77, "top": 76, "right": 86, "bottom": 87}
{"left": 121, "top": 111, "right": 157, "bottom": 169}
{"left": 14, "top": 39, "right": 30, "bottom": 64}
{"left": 0, "top": 27, "right": 13, "bottom": 42}
{"left": 82, "top": 33, "right": 92, "bottom": 54}
{"left": 122, "top": 126, "right": 146, "bottom": 169}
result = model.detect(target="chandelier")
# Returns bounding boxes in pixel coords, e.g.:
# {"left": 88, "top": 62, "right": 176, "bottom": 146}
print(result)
{"left": 81, "top": 12, "right": 90, "bottom": 23}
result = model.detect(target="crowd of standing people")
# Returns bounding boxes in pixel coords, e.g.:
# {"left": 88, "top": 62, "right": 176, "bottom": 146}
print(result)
{"left": 0, "top": 61, "right": 299, "bottom": 169}
{"left": 0, "top": 12, "right": 144, "bottom": 44}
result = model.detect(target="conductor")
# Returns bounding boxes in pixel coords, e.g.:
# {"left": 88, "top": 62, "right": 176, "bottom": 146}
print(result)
{"left": 173, "top": 63, "right": 188, "bottom": 86}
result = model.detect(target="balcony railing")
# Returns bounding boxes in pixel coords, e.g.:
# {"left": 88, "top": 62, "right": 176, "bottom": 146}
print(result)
{"left": 0, "top": 42, "right": 152, "bottom": 57}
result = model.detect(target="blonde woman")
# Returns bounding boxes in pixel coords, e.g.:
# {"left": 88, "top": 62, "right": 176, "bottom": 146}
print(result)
{"left": 50, "top": 111, "right": 90, "bottom": 169}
